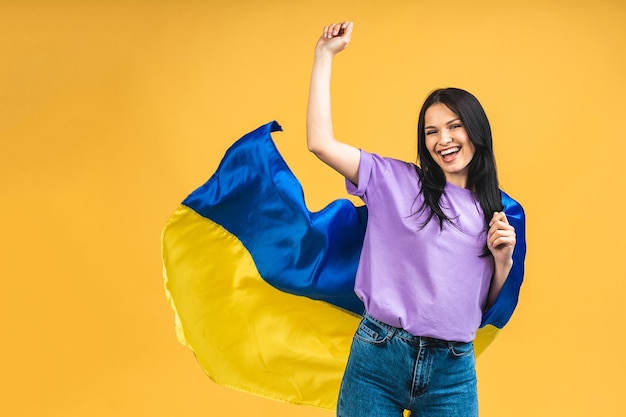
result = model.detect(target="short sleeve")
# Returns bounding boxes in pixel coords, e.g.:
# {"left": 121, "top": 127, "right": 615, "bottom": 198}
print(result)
{"left": 346, "top": 149, "right": 374, "bottom": 201}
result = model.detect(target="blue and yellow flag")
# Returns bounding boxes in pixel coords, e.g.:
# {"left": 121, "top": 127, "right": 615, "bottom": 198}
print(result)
{"left": 161, "top": 121, "right": 526, "bottom": 409}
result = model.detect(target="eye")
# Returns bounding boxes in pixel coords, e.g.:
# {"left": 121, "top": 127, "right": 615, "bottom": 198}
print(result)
{"left": 449, "top": 123, "right": 463, "bottom": 130}
{"left": 425, "top": 130, "right": 437, "bottom": 136}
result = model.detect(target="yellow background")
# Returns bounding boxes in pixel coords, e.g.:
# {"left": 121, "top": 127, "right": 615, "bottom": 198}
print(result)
{"left": 2, "top": 1, "right": 625, "bottom": 416}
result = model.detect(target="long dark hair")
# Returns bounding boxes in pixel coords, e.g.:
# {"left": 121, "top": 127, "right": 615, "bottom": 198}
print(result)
{"left": 416, "top": 88, "right": 503, "bottom": 238}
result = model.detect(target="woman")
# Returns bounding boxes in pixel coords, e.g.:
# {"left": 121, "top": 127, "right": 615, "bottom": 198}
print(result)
{"left": 307, "top": 21, "right": 518, "bottom": 417}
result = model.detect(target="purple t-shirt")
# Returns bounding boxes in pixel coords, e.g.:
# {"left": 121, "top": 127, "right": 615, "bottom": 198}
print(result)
{"left": 347, "top": 150, "right": 494, "bottom": 342}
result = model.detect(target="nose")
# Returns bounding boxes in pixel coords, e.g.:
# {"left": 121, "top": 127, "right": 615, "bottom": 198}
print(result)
{"left": 439, "top": 130, "right": 453, "bottom": 145}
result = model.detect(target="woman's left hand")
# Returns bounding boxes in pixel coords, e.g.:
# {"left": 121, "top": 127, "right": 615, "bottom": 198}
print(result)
{"left": 487, "top": 211, "right": 516, "bottom": 265}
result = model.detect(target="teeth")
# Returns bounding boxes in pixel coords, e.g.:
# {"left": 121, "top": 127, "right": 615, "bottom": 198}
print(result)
{"left": 440, "top": 147, "right": 459, "bottom": 156}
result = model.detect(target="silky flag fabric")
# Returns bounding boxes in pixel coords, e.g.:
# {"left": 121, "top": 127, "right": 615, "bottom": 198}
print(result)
{"left": 162, "top": 121, "right": 526, "bottom": 409}
{"left": 162, "top": 121, "right": 367, "bottom": 409}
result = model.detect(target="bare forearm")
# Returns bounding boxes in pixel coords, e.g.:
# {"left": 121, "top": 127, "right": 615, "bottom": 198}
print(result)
{"left": 306, "top": 50, "right": 335, "bottom": 156}
{"left": 487, "top": 258, "right": 513, "bottom": 308}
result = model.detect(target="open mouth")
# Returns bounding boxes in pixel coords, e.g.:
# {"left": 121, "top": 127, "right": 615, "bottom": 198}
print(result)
{"left": 439, "top": 146, "right": 461, "bottom": 161}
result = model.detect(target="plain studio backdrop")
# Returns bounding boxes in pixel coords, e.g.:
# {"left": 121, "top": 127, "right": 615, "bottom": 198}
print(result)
{"left": 1, "top": 1, "right": 625, "bottom": 416}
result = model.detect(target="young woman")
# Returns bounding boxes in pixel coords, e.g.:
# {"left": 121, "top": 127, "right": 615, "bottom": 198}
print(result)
{"left": 307, "top": 21, "right": 518, "bottom": 417}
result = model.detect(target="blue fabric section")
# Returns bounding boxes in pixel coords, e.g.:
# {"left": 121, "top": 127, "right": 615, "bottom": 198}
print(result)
{"left": 480, "top": 191, "right": 527, "bottom": 328}
{"left": 182, "top": 120, "right": 525, "bottom": 328}
{"left": 182, "top": 121, "right": 367, "bottom": 314}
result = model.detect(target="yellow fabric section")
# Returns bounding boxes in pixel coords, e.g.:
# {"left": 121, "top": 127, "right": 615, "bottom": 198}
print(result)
{"left": 162, "top": 205, "right": 360, "bottom": 409}
{"left": 473, "top": 324, "right": 500, "bottom": 357}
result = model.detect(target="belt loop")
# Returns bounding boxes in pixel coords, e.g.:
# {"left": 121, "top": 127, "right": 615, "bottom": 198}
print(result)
{"left": 418, "top": 336, "right": 425, "bottom": 347}
{"left": 388, "top": 326, "right": 397, "bottom": 340}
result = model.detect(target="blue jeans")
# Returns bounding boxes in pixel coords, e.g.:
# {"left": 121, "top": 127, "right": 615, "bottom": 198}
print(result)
{"left": 337, "top": 313, "right": 478, "bottom": 417}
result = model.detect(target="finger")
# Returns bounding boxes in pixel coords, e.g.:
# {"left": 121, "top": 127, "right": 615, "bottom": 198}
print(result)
{"left": 489, "top": 219, "right": 514, "bottom": 233}
{"left": 488, "top": 223, "right": 514, "bottom": 244}
{"left": 489, "top": 227, "right": 515, "bottom": 241}
{"left": 323, "top": 25, "right": 331, "bottom": 38}
{"left": 323, "top": 24, "right": 339, "bottom": 38}
{"left": 338, "top": 21, "right": 352, "bottom": 32}
{"left": 328, "top": 24, "right": 338, "bottom": 38}
{"left": 492, "top": 211, "right": 507, "bottom": 224}
{"left": 489, "top": 211, "right": 508, "bottom": 226}
{"left": 341, "top": 21, "right": 354, "bottom": 41}
{"left": 490, "top": 235, "right": 516, "bottom": 250}
{"left": 326, "top": 22, "right": 352, "bottom": 38}
{"left": 488, "top": 228, "right": 516, "bottom": 248}
{"left": 328, "top": 23, "right": 339, "bottom": 38}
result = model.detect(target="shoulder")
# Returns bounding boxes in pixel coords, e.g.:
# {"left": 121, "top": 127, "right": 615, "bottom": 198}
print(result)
{"left": 500, "top": 190, "right": 524, "bottom": 216}
{"left": 353, "top": 150, "right": 420, "bottom": 198}
{"left": 360, "top": 149, "right": 417, "bottom": 175}
{"left": 500, "top": 189, "right": 525, "bottom": 229}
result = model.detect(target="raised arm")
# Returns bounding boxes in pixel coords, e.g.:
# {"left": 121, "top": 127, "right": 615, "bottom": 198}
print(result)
{"left": 306, "top": 21, "right": 361, "bottom": 185}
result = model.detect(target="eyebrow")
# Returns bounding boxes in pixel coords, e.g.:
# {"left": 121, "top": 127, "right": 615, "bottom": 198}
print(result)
{"left": 424, "top": 118, "right": 462, "bottom": 130}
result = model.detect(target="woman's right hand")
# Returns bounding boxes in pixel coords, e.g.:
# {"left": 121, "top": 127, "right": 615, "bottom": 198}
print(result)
{"left": 315, "top": 21, "right": 353, "bottom": 56}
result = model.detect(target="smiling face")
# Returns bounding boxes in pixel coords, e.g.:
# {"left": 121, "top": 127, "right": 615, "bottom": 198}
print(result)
{"left": 424, "top": 102, "right": 476, "bottom": 189}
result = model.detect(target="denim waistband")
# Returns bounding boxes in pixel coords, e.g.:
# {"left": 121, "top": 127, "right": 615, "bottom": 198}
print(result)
{"left": 363, "top": 312, "right": 470, "bottom": 347}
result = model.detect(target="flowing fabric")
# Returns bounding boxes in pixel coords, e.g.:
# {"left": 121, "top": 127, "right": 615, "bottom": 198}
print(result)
{"left": 161, "top": 121, "right": 526, "bottom": 409}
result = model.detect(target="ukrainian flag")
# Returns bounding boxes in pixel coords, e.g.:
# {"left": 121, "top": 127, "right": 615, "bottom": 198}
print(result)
{"left": 161, "top": 121, "right": 526, "bottom": 409}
